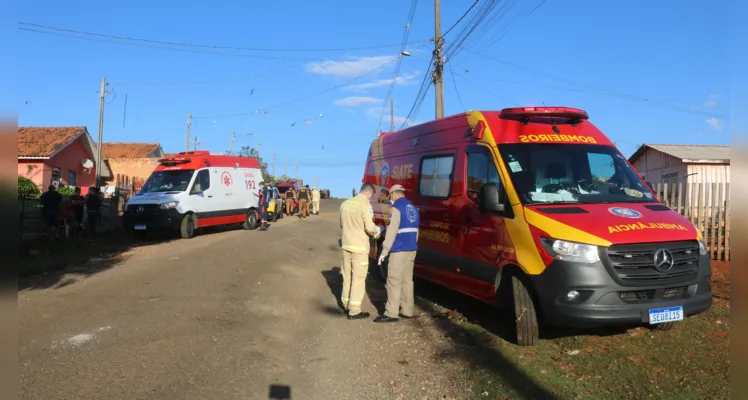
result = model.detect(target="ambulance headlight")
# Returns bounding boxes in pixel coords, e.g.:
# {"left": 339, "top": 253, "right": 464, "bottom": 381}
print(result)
{"left": 159, "top": 201, "right": 179, "bottom": 210}
{"left": 541, "top": 238, "right": 600, "bottom": 264}
{"left": 698, "top": 236, "right": 708, "bottom": 256}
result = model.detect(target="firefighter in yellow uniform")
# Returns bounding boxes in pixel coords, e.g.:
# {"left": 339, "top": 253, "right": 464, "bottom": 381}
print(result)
{"left": 339, "top": 183, "right": 383, "bottom": 320}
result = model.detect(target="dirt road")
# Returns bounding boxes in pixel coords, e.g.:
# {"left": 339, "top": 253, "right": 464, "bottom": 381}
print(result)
{"left": 18, "top": 200, "right": 490, "bottom": 400}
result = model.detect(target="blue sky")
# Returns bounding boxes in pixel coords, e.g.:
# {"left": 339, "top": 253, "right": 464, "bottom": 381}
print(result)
{"left": 16, "top": 0, "right": 728, "bottom": 197}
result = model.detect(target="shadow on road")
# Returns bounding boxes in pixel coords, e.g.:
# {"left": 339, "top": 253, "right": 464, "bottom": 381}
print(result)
{"left": 18, "top": 223, "right": 247, "bottom": 292}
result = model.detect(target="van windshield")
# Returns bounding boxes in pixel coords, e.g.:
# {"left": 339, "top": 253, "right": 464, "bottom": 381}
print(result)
{"left": 498, "top": 144, "right": 655, "bottom": 205}
{"left": 139, "top": 170, "right": 195, "bottom": 193}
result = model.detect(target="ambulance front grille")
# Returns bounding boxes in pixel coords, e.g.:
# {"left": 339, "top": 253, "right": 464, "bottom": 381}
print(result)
{"left": 603, "top": 241, "right": 700, "bottom": 285}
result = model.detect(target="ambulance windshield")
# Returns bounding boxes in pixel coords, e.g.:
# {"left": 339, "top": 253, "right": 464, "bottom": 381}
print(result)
{"left": 498, "top": 144, "right": 655, "bottom": 205}
{"left": 139, "top": 170, "right": 195, "bottom": 193}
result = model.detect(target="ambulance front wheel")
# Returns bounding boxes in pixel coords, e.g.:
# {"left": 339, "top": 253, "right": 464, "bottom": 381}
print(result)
{"left": 243, "top": 209, "right": 259, "bottom": 230}
{"left": 180, "top": 214, "right": 196, "bottom": 239}
{"left": 511, "top": 274, "right": 540, "bottom": 346}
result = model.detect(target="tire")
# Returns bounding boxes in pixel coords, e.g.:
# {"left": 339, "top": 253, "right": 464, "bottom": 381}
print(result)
{"left": 512, "top": 275, "right": 540, "bottom": 346}
{"left": 180, "top": 214, "right": 196, "bottom": 239}
{"left": 243, "top": 209, "right": 259, "bottom": 230}
{"left": 649, "top": 322, "right": 677, "bottom": 331}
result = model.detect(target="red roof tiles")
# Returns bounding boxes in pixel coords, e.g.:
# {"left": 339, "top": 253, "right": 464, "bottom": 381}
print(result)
{"left": 102, "top": 143, "right": 162, "bottom": 158}
{"left": 18, "top": 126, "right": 87, "bottom": 158}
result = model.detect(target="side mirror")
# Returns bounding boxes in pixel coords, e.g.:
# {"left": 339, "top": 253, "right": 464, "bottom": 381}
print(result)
{"left": 479, "top": 183, "right": 505, "bottom": 213}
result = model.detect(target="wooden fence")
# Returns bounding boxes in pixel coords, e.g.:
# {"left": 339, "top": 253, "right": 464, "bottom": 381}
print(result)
{"left": 650, "top": 182, "right": 730, "bottom": 261}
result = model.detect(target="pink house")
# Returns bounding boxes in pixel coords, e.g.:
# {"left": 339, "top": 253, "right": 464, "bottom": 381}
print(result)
{"left": 18, "top": 126, "right": 110, "bottom": 195}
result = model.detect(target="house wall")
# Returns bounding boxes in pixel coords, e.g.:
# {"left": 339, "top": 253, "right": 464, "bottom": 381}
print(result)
{"left": 105, "top": 157, "right": 159, "bottom": 187}
{"left": 17, "top": 161, "right": 47, "bottom": 190}
{"left": 631, "top": 148, "right": 687, "bottom": 184}
{"left": 45, "top": 137, "right": 97, "bottom": 192}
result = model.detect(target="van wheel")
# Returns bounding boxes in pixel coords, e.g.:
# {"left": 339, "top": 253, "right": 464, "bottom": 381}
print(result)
{"left": 243, "top": 209, "right": 258, "bottom": 230}
{"left": 180, "top": 214, "right": 196, "bottom": 239}
{"left": 648, "top": 322, "right": 677, "bottom": 331}
{"left": 272, "top": 209, "right": 279, "bottom": 222}
{"left": 512, "top": 275, "right": 540, "bottom": 346}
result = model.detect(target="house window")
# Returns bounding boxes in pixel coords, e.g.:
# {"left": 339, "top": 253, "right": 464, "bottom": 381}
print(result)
{"left": 51, "top": 167, "right": 62, "bottom": 187}
{"left": 68, "top": 170, "right": 77, "bottom": 186}
{"left": 419, "top": 155, "right": 454, "bottom": 198}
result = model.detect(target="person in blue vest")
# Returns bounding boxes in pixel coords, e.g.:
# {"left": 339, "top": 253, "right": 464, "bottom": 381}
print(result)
{"left": 375, "top": 184, "right": 420, "bottom": 323}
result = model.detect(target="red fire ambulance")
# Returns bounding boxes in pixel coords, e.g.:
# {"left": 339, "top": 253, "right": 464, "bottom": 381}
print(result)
{"left": 365, "top": 107, "right": 712, "bottom": 345}
{"left": 124, "top": 151, "right": 263, "bottom": 238}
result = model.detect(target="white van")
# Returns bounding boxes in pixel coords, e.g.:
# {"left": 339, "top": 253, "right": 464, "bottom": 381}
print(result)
{"left": 124, "top": 151, "right": 263, "bottom": 238}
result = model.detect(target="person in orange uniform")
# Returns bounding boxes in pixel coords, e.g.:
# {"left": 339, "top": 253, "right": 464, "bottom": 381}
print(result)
{"left": 297, "top": 185, "right": 311, "bottom": 218}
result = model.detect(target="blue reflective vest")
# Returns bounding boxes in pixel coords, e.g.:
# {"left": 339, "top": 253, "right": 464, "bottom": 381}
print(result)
{"left": 390, "top": 197, "right": 420, "bottom": 253}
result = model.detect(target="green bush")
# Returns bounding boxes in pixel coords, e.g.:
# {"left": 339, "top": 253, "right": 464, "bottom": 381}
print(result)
{"left": 57, "top": 186, "right": 76, "bottom": 196}
{"left": 18, "top": 176, "right": 41, "bottom": 199}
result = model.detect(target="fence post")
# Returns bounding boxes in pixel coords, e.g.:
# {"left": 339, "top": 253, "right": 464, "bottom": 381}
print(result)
{"left": 677, "top": 183, "right": 684, "bottom": 216}
{"left": 725, "top": 183, "right": 730, "bottom": 261}
{"left": 709, "top": 183, "right": 718, "bottom": 259}
{"left": 715, "top": 183, "right": 724, "bottom": 261}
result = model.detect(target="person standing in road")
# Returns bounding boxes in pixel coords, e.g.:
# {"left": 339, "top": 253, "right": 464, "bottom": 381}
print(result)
{"left": 285, "top": 186, "right": 297, "bottom": 216}
{"left": 297, "top": 185, "right": 310, "bottom": 218}
{"left": 258, "top": 181, "right": 272, "bottom": 231}
{"left": 339, "top": 183, "right": 383, "bottom": 320}
{"left": 311, "top": 186, "right": 321, "bottom": 216}
{"left": 40, "top": 185, "right": 63, "bottom": 239}
{"left": 375, "top": 184, "right": 420, "bottom": 323}
{"left": 85, "top": 187, "right": 102, "bottom": 237}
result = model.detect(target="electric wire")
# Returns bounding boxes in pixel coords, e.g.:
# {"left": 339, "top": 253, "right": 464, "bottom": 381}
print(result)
{"left": 193, "top": 58, "right": 399, "bottom": 119}
{"left": 18, "top": 22, "right": 429, "bottom": 53}
{"left": 376, "top": 0, "right": 420, "bottom": 134}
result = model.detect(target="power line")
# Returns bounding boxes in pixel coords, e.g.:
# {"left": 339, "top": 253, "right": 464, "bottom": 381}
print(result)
{"left": 399, "top": 54, "right": 435, "bottom": 129}
{"left": 18, "top": 22, "right": 430, "bottom": 53}
{"left": 453, "top": 72, "right": 518, "bottom": 106}
{"left": 480, "top": 0, "right": 547, "bottom": 51}
{"left": 465, "top": 49, "right": 727, "bottom": 118}
{"left": 194, "top": 58, "right": 399, "bottom": 119}
{"left": 446, "top": 60, "right": 466, "bottom": 112}
{"left": 442, "top": 0, "right": 481, "bottom": 37}
{"left": 112, "top": 70, "right": 302, "bottom": 87}
{"left": 376, "top": 0, "right": 420, "bottom": 134}
{"left": 18, "top": 27, "right": 314, "bottom": 61}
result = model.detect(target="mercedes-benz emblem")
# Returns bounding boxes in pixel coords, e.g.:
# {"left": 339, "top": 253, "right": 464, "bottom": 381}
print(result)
{"left": 653, "top": 249, "right": 675, "bottom": 272}
{"left": 137, "top": 206, "right": 144, "bottom": 213}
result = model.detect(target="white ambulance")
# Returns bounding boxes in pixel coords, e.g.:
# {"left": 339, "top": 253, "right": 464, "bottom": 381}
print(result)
{"left": 124, "top": 151, "right": 263, "bottom": 238}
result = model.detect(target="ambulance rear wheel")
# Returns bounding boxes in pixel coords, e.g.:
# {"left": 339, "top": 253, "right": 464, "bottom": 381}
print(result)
{"left": 180, "top": 214, "right": 196, "bottom": 239}
{"left": 243, "top": 209, "right": 259, "bottom": 230}
{"left": 512, "top": 275, "right": 540, "bottom": 346}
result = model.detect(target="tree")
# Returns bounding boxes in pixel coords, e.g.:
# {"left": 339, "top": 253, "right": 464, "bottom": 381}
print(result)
{"left": 18, "top": 176, "right": 41, "bottom": 198}
{"left": 233, "top": 146, "right": 274, "bottom": 184}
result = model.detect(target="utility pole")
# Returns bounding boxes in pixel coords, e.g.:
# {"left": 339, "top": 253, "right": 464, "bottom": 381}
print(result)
{"left": 185, "top": 113, "right": 191, "bottom": 152}
{"left": 433, "top": 0, "right": 445, "bottom": 119}
{"left": 193, "top": 136, "right": 199, "bottom": 151}
{"left": 95, "top": 77, "right": 106, "bottom": 187}
{"left": 229, "top": 131, "right": 235, "bottom": 155}
{"left": 390, "top": 98, "right": 395, "bottom": 132}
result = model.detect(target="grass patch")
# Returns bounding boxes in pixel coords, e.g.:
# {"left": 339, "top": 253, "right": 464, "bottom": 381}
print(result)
{"left": 449, "top": 267, "right": 731, "bottom": 400}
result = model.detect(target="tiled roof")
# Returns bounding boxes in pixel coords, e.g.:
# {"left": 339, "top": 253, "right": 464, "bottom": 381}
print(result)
{"left": 102, "top": 142, "right": 162, "bottom": 158}
{"left": 629, "top": 144, "right": 730, "bottom": 165}
{"left": 18, "top": 126, "right": 87, "bottom": 158}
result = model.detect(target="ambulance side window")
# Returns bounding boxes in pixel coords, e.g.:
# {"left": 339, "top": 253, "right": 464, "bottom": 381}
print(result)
{"left": 466, "top": 146, "right": 500, "bottom": 202}
{"left": 191, "top": 169, "right": 211, "bottom": 194}
{"left": 419, "top": 155, "right": 454, "bottom": 199}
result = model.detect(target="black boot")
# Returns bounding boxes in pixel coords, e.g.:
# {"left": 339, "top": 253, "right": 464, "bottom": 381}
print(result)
{"left": 347, "top": 312, "right": 370, "bottom": 320}
{"left": 374, "top": 315, "right": 400, "bottom": 323}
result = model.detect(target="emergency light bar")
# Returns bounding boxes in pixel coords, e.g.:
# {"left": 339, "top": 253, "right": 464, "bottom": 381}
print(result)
{"left": 158, "top": 156, "right": 191, "bottom": 166}
{"left": 500, "top": 106, "right": 589, "bottom": 122}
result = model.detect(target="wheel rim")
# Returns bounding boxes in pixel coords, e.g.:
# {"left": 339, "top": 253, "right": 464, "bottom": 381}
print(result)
{"left": 188, "top": 218, "right": 194, "bottom": 236}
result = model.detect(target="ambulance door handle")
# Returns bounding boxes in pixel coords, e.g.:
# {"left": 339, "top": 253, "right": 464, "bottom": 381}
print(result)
{"left": 208, "top": 195, "right": 213, "bottom": 198}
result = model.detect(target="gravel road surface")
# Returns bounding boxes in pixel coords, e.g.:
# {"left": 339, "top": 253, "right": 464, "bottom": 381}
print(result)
{"left": 19, "top": 200, "right": 476, "bottom": 400}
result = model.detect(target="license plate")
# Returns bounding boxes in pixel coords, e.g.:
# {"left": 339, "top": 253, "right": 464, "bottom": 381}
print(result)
{"left": 134, "top": 224, "right": 146, "bottom": 231}
{"left": 648, "top": 306, "right": 684, "bottom": 324}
